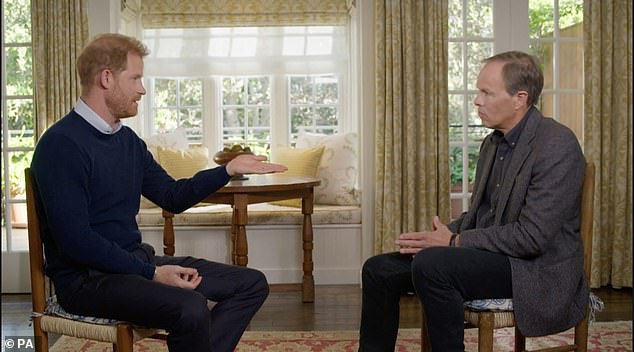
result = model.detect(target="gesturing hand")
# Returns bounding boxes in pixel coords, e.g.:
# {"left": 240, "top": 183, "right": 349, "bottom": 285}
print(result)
{"left": 225, "top": 154, "right": 288, "bottom": 176}
{"left": 153, "top": 265, "right": 202, "bottom": 289}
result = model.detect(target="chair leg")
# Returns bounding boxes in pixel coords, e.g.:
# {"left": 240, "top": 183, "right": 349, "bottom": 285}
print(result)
{"left": 32, "top": 316, "right": 49, "bottom": 352}
{"left": 574, "top": 317, "right": 589, "bottom": 352}
{"left": 115, "top": 323, "right": 135, "bottom": 352}
{"left": 514, "top": 326, "right": 526, "bottom": 352}
{"left": 420, "top": 306, "right": 432, "bottom": 351}
{"left": 478, "top": 312, "right": 494, "bottom": 352}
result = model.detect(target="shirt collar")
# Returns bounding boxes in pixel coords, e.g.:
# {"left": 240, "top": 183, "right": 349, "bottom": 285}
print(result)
{"left": 490, "top": 106, "right": 532, "bottom": 148}
{"left": 74, "top": 98, "right": 122, "bottom": 135}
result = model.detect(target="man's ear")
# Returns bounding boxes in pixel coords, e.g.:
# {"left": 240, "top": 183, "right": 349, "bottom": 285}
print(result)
{"left": 98, "top": 69, "right": 114, "bottom": 89}
{"left": 514, "top": 91, "right": 528, "bottom": 110}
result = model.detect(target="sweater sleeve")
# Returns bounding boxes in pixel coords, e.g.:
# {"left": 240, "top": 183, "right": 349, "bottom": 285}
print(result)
{"left": 139, "top": 145, "right": 232, "bottom": 214}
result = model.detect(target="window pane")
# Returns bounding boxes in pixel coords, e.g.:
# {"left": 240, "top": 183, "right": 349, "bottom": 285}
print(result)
{"left": 247, "top": 107, "right": 270, "bottom": 127}
{"left": 5, "top": 47, "right": 33, "bottom": 96}
{"left": 559, "top": 94, "right": 583, "bottom": 140}
{"left": 290, "top": 106, "right": 312, "bottom": 134}
{"left": 155, "top": 79, "right": 177, "bottom": 106}
{"left": 316, "top": 107, "right": 337, "bottom": 126}
{"left": 223, "top": 78, "right": 245, "bottom": 105}
{"left": 4, "top": 151, "right": 33, "bottom": 198}
{"left": 449, "top": 145, "right": 465, "bottom": 188}
{"left": 180, "top": 79, "right": 202, "bottom": 106}
{"left": 223, "top": 108, "right": 244, "bottom": 128}
{"left": 179, "top": 108, "right": 202, "bottom": 129}
{"left": 448, "top": 94, "right": 464, "bottom": 143}
{"left": 559, "top": 0, "right": 583, "bottom": 30}
{"left": 448, "top": 0, "right": 464, "bottom": 38}
{"left": 529, "top": 0, "right": 555, "bottom": 39}
{"left": 466, "top": 0, "right": 493, "bottom": 37}
{"left": 221, "top": 76, "right": 271, "bottom": 156}
{"left": 3, "top": 0, "right": 31, "bottom": 43}
{"left": 559, "top": 41, "right": 583, "bottom": 89}
{"left": 315, "top": 75, "right": 338, "bottom": 105}
{"left": 247, "top": 77, "right": 270, "bottom": 105}
{"left": 6, "top": 99, "right": 35, "bottom": 148}
{"left": 290, "top": 76, "right": 312, "bottom": 104}
{"left": 466, "top": 42, "right": 493, "bottom": 91}
{"left": 467, "top": 93, "right": 488, "bottom": 144}
{"left": 155, "top": 109, "right": 178, "bottom": 130}
{"left": 538, "top": 93, "right": 554, "bottom": 118}
{"left": 448, "top": 42, "right": 464, "bottom": 91}
{"left": 530, "top": 41, "right": 554, "bottom": 90}
{"left": 289, "top": 75, "right": 339, "bottom": 138}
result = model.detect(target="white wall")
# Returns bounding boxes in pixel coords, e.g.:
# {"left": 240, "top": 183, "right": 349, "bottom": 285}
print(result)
{"left": 141, "top": 224, "right": 362, "bottom": 284}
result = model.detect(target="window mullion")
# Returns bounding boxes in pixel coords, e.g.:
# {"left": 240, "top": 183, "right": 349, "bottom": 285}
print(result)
{"left": 270, "top": 75, "right": 288, "bottom": 148}
{"left": 205, "top": 77, "right": 222, "bottom": 151}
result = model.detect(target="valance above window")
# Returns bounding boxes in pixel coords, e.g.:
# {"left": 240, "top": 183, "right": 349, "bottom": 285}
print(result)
{"left": 143, "top": 26, "right": 348, "bottom": 76}
{"left": 140, "top": 0, "right": 354, "bottom": 28}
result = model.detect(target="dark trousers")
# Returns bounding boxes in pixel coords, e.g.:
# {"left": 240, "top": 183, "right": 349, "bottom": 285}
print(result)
{"left": 358, "top": 247, "right": 512, "bottom": 352}
{"left": 57, "top": 246, "right": 269, "bottom": 352}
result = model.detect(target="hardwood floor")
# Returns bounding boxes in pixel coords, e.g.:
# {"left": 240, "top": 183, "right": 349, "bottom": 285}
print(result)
{"left": 2, "top": 285, "right": 632, "bottom": 344}
{"left": 3, "top": 284, "right": 631, "bottom": 340}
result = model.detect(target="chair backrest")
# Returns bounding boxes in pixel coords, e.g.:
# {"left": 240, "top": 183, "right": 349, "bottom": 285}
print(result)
{"left": 579, "top": 162, "right": 595, "bottom": 280}
{"left": 25, "top": 167, "right": 48, "bottom": 315}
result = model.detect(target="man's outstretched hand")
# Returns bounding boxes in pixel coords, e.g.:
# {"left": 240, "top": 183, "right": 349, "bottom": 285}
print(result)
{"left": 225, "top": 154, "right": 287, "bottom": 176}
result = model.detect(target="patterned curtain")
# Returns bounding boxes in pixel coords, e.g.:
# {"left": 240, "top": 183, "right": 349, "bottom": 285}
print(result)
{"left": 374, "top": 0, "right": 450, "bottom": 253}
{"left": 584, "top": 0, "right": 633, "bottom": 288}
{"left": 141, "top": 0, "right": 354, "bottom": 28}
{"left": 31, "top": 0, "right": 88, "bottom": 137}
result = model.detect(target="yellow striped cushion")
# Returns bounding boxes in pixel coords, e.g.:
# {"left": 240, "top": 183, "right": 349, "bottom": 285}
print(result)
{"left": 157, "top": 146, "right": 209, "bottom": 180}
{"left": 270, "top": 145, "right": 325, "bottom": 207}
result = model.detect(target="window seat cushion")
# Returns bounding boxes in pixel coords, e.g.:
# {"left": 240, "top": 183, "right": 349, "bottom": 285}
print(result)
{"left": 136, "top": 203, "right": 361, "bottom": 227}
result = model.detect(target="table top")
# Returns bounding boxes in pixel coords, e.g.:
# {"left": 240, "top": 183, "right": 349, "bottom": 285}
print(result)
{"left": 216, "top": 174, "right": 321, "bottom": 193}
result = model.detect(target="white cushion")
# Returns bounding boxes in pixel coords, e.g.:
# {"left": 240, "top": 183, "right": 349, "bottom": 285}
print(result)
{"left": 296, "top": 132, "right": 359, "bottom": 205}
{"left": 143, "top": 127, "right": 189, "bottom": 159}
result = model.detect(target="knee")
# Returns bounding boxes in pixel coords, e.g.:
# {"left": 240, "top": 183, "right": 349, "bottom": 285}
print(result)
{"left": 361, "top": 254, "right": 386, "bottom": 284}
{"left": 411, "top": 248, "right": 448, "bottom": 290}
{"left": 361, "top": 253, "right": 403, "bottom": 291}
{"left": 243, "top": 268, "right": 269, "bottom": 301}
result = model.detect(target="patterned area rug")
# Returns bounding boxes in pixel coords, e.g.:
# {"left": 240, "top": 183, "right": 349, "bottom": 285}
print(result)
{"left": 50, "top": 320, "right": 632, "bottom": 351}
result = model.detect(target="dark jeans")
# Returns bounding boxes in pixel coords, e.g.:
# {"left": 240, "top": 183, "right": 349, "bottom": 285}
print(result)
{"left": 57, "top": 244, "right": 269, "bottom": 352}
{"left": 358, "top": 248, "right": 512, "bottom": 352}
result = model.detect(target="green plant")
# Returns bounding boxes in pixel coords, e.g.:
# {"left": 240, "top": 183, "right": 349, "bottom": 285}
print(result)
{"left": 449, "top": 146, "right": 479, "bottom": 188}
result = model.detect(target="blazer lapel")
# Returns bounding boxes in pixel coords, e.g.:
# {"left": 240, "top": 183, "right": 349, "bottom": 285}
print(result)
{"left": 494, "top": 109, "right": 541, "bottom": 224}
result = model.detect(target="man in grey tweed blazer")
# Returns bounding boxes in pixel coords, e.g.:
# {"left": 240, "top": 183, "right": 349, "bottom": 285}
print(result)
{"left": 358, "top": 51, "right": 588, "bottom": 352}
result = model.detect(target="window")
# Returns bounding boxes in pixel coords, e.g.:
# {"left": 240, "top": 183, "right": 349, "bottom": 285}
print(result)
{"left": 149, "top": 78, "right": 204, "bottom": 142}
{"left": 221, "top": 76, "right": 271, "bottom": 155}
{"left": 142, "top": 26, "right": 348, "bottom": 157}
{"left": 448, "top": 0, "right": 583, "bottom": 219}
{"left": 2, "top": 0, "right": 35, "bottom": 252}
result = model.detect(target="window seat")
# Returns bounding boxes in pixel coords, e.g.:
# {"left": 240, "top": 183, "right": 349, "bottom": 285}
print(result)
{"left": 136, "top": 202, "right": 361, "bottom": 227}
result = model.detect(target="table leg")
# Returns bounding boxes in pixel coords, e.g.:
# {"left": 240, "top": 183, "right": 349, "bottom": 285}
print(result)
{"left": 231, "top": 206, "right": 237, "bottom": 265}
{"left": 301, "top": 194, "right": 315, "bottom": 303}
{"left": 161, "top": 210, "right": 175, "bottom": 256}
{"left": 233, "top": 194, "right": 249, "bottom": 267}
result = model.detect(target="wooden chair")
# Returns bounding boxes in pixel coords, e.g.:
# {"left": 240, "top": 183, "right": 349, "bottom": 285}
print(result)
{"left": 421, "top": 162, "right": 596, "bottom": 352}
{"left": 25, "top": 168, "right": 167, "bottom": 352}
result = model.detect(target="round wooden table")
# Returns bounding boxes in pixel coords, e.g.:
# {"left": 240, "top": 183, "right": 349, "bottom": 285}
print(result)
{"left": 162, "top": 174, "right": 321, "bottom": 302}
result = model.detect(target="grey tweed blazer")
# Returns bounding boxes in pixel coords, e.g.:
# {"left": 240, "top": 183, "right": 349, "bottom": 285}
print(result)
{"left": 448, "top": 107, "right": 589, "bottom": 337}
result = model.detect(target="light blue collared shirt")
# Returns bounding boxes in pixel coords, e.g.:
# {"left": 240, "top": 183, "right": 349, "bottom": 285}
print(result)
{"left": 74, "top": 98, "right": 122, "bottom": 135}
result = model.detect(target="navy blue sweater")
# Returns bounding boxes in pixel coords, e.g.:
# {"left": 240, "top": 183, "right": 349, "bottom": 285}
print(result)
{"left": 30, "top": 111, "right": 231, "bottom": 294}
